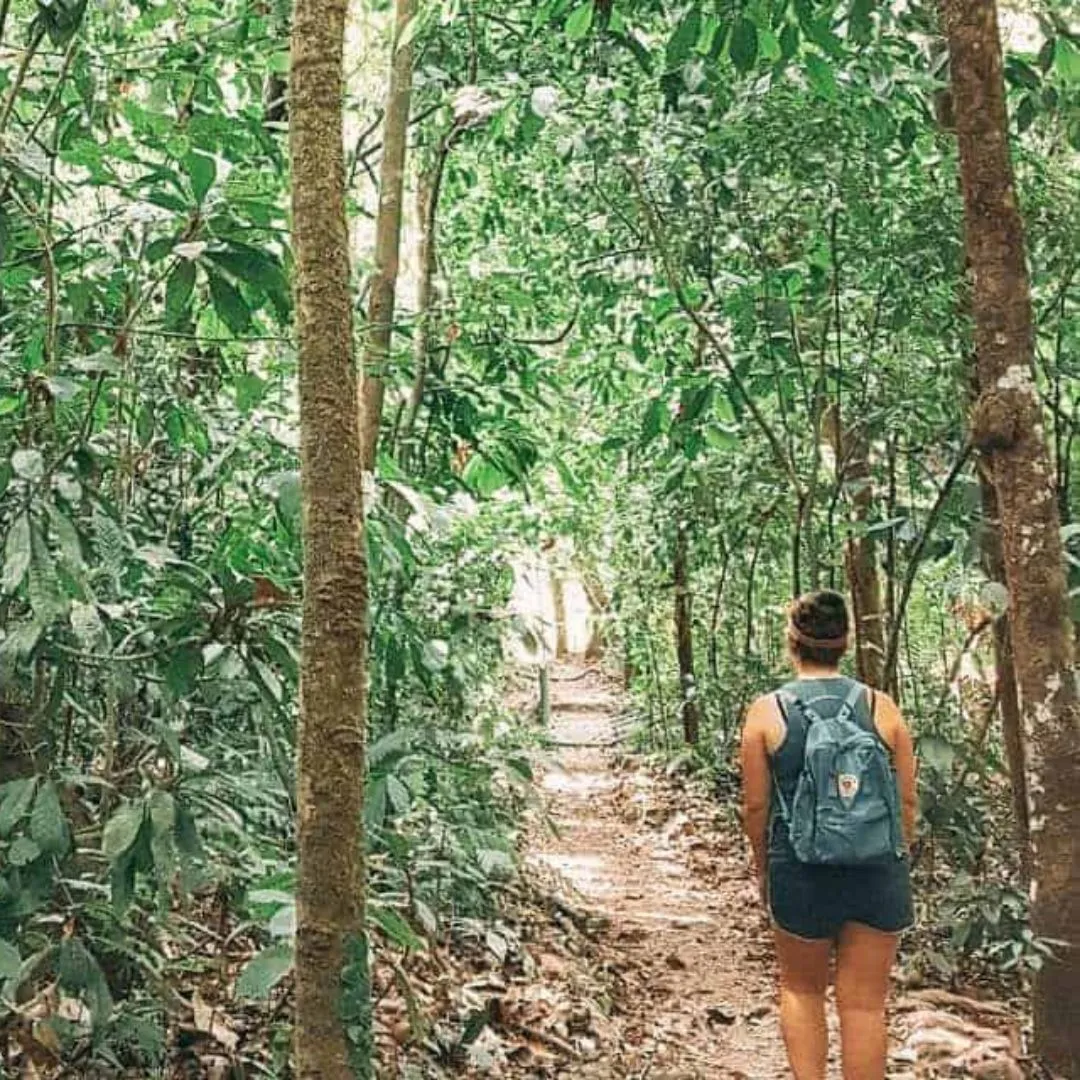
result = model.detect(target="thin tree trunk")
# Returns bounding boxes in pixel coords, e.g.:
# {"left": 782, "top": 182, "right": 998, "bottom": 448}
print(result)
{"left": 674, "top": 522, "right": 701, "bottom": 745}
{"left": 708, "top": 543, "right": 734, "bottom": 681}
{"left": 944, "top": 1, "right": 1079, "bottom": 1070}
{"left": 978, "top": 466, "right": 1031, "bottom": 884}
{"left": 552, "top": 575, "right": 568, "bottom": 659}
{"left": 746, "top": 504, "right": 777, "bottom": 656}
{"left": 884, "top": 437, "right": 898, "bottom": 646}
{"left": 839, "top": 423, "right": 886, "bottom": 688}
{"left": 290, "top": 0, "right": 369, "bottom": 1069}
{"left": 359, "top": 0, "right": 417, "bottom": 472}
{"left": 882, "top": 442, "right": 974, "bottom": 691}
{"left": 399, "top": 130, "right": 458, "bottom": 461}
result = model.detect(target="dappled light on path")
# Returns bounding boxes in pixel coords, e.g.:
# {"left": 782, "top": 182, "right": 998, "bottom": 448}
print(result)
{"left": 529, "top": 664, "right": 790, "bottom": 1079}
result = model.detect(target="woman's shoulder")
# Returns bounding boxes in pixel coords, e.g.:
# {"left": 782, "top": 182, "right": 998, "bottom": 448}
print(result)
{"left": 867, "top": 687, "right": 905, "bottom": 746}
{"left": 743, "top": 691, "right": 786, "bottom": 748}
{"left": 746, "top": 689, "right": 782, "bottom": 719}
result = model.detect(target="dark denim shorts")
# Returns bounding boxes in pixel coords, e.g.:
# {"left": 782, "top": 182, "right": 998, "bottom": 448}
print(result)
{"left": 767, "top": 850, "right": 914, "bottom": 940}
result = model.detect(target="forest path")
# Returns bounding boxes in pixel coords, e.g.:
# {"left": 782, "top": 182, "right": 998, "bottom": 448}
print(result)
{"left": 527, "top": 664, "right": 792, "bottom": 1079}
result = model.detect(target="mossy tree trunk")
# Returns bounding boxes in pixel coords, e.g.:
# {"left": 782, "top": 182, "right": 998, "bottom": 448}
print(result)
{"left": 290, "top": 0, "right": 369, "bottom": 1070}
{"left": 944, "top": 0, "right": 1079, "bottom": 1071}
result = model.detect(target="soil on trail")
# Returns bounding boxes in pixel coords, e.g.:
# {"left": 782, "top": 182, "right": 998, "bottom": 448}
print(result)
{"left": 529, "top": 665, "right": 790, "bottom": 1079}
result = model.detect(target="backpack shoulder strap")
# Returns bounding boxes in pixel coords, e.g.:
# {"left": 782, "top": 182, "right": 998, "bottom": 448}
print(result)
{"left": 771, "top": 691, "right": 799, "bottom": 824}
{"left": 776, "top": 689, "right": 797, "bottom": 721}
{"left": 838, "top": 679, "right": 865, "bottom": 722}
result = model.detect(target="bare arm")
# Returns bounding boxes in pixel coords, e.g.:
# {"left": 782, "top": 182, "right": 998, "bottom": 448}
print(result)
{"left": 874, "top": 692, "right": 918, "bottom": 850}
{"left": 739, "top": 697, "right": 774, "bottom": 884}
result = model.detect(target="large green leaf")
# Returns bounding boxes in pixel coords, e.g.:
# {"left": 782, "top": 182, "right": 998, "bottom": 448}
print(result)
{"left": 0, "top": 778, "right": 37, "bottom": 836}
{"left": 57, "top": 937, "right": 113, "bottom": 1026}
{"left": 208, "top": 271, "right": 252, "bottom": 335}
{"left": 8, "top": 836, "right": 41, "bottom": 866}
{"left": 148, "top": 790, "right": 176, "bottom": 836}
{"left": 185, "top": 151, "right": 217, "bottom": 204}
{"left": 165, "top": 260, "right": 197, "bottom": 327}
{"left": 462, "top": 454, "right": 508, "bottom": 496}
{"left": 565, "top": 2, "right": 593, "bottom": 41}
{"left": 729, "top": 17, "right": 758, "bottom": 74}
{"left": 666, "top": 5, "right": 702, "bottom": 67}
{"left": 1055, "top": 39, "right": 1080, "bottom": 83}
{"left": 204, "top": 245, "right": 290, "bottom": 318}
{"left": 235, "top": 942, "right": 294, "bottom": 999}
{"left": 165, "top": 644, "right": 204, "bottom": 698}
{"left": 805, "top": 53, "right": 838, "bottom": 99}
{"left": 848, "top": 0, "right": 873, "bottom": 44}
{"left": 0, "top": 939, "right": 21, "bottom": 981}
{"left": 30, "top": 781, "right": 69, "bottom": 855}
{"left": 102, "top": 801, "right": 146, "bottom": 862}
{"left": 369, "top": 903, "right": 425, "bottom": 952}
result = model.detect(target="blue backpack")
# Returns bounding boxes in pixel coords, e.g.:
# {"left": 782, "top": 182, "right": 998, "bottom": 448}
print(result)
{"left": 774, "top": 681, "right": 903, "bottom": 866}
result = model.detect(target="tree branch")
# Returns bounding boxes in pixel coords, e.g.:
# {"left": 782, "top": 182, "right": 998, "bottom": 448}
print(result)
{"left": 883, "top": 440, "right": 975, "bottom": 690}
{"left": 630, "top": 167, "right": 802, "bottom": 492}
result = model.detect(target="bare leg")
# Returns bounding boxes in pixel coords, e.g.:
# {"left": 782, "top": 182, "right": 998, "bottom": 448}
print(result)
{"left": 835, "top": 922, "right": 899, "bottom": 1080}
{"left": 774, "top": 926, "right": 832, "bottom": 1080}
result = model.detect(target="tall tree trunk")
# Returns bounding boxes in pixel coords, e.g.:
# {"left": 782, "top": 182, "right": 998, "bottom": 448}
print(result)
{"left": 842, "top": 429, "right": 885, "bottom": 682}
{"left": 978, "top": 466, "right": 1031, "bottom": 884}
{"left": 834, "top": 418, "right": 886, "bottom": 688}
{"left": 945, "top": 1, "right": 1080, "bottom": 1071}
{"left": 290, "top": 0, "right": 369, "bottom": 1071}
{"left": 359, "top": 0, "right": 417, "bottom": 472}
{"left": 674, "top": 522, "right": 701, "bottom": 745}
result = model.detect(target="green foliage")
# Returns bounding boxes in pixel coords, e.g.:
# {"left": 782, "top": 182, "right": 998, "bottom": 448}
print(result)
{"left": 236, "top": 941, "right": 295, "bottom": 1000}
{"left": 0, "top": 0, "right": 1075, "bottom": 1069}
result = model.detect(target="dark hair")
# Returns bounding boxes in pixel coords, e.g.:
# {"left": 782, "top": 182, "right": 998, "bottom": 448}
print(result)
{"left": 787, "top": 590, "right": 850, "bottom": 667}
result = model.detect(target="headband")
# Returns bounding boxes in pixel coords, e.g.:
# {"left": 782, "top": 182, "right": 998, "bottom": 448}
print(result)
{"left": 787, "top": 622, "right": 849, "bottom": 650}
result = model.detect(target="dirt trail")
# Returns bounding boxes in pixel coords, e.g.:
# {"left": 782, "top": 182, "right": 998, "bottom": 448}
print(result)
{"left": 528, "top": 665, "right": 791, "bottom": 1079}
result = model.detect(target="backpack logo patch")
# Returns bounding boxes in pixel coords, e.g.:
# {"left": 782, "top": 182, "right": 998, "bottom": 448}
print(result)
{"left": 837, "top": 773, "right": 860, "bottom": 802}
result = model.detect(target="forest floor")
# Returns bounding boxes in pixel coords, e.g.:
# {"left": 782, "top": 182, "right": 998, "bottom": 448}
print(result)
{"left": 415, "top": 662, "right": 1029, "bottom": 1080}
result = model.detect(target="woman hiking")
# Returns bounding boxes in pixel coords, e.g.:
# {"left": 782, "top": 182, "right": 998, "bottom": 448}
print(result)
{"left": 740, "top": 589, "right": 917, "bottom": 1080}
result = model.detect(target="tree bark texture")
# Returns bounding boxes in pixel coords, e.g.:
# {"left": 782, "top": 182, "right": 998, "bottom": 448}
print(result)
{"left": 944, "top": 0, "right": 1079, "bottom": 1071}
{"left": 837, "top": 423, "right": 886, "bottom": 688}
{"left": 674, "top": 523, "right": 701, "bottom": 745}
{"left": 979, "top": 465, "right": 1032, "bottom": 885}
{"left": 359, "top": 0, "right": 417, "bottom": 472}
{"left": 290, "top": 0, "right": 368, "bottom": 1071}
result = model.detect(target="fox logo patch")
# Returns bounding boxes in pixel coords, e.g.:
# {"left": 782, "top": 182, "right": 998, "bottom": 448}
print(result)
{"left": 837, "top": 774, "right": 860, "bottom": 801}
